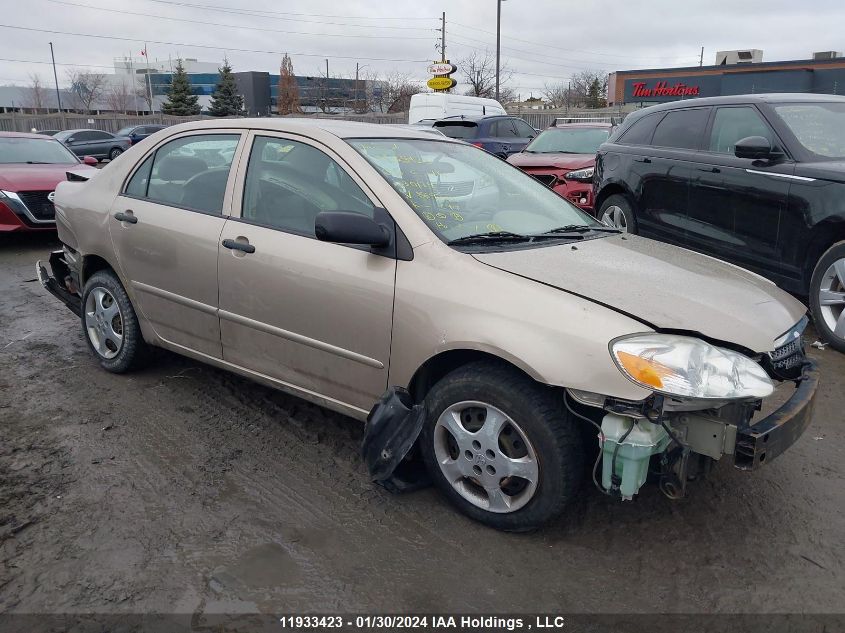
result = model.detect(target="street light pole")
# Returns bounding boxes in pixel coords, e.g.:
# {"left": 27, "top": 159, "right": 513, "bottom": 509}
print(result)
{"left": 49, "top": 42, "right": 62, "bottom": 112}
{"left": 495, "top": 0, "right": 502, "bottom": 102}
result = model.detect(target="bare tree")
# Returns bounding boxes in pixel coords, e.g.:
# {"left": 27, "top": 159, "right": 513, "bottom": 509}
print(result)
{"left": 23, "top": 73, "right": 47, "bottom": 112}
{"left": 542, "top": 82, "right": 570, "bottom": 109}
{"left": 545, "top": 70, "right": 607, "bottom": 109}
{"left": 105, "top": 80, "right": 132, "bottom": 114}
{"left": 134, "top": 73, "right": 154, "bottom": 113}
{"left": 277, "top": 53, "right": 301, "bottom": 115}
{"left": 65, "top": 69, "right": 106, "bottom": 113}
{"left": 458, "top": 51, "right": 513, "bottom": 101}
{"left": 370, "top": 71, "right": 422, "bottom": 113}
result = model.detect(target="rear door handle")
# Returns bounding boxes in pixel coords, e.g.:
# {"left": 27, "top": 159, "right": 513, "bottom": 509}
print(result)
{"left": 698, "top": 167, "right": 721, "bottom": 173}
{"left": 222, "top": 238, "right": 255, "bottom": 254}
{"left": 113, "top": 211, "right": 137, "bottom": 224}
{"left": 634, "top": 157, "right": 652, "bottom": 164}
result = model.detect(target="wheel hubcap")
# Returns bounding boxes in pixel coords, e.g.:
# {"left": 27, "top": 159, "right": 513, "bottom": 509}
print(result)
{"left": 433, "top": 401, "right": 539, "bottom": 513}
{"left": 600, "top": 205, "right": 628, "bottom": 232}
{"left": 819, "top": 257, "right": 845, "bottom": 340}
{"left": 85, "top": 287, "right": 124, "bottom": 359}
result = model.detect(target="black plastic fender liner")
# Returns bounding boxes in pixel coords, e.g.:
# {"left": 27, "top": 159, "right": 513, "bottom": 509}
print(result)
{"left": 361, "top": 387, "right": 431, "bottom": 493}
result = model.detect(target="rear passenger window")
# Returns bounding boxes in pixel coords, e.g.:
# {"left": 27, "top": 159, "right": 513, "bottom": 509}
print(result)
{"left": 241, "top": 136, "right": 374, "bottom": 236}
{"left": 651, "top": 108, "right": 709, "bottom": 149}
{"left": 618, "top": 113, "right": 662, "bottom": 145}
{"left": 709, "top": 107, "right": 774, "bottom": 154}
{"left": 493, "top": 120, "right": 519, "bottom": 138}
{"left": 141, "top": 134, "right": 240, "bottom": 214}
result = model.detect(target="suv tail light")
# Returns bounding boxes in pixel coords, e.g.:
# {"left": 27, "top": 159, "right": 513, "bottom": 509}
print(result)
{"left": 471, "top": 142, "right": 484, "bottom": 148}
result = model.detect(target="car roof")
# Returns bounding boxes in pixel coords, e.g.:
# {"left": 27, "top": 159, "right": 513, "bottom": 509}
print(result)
{"left": 632, "top": 92, "right": 845, "bottom": 115}
{"left": 0, "top": 131, "right": 60, "bottom": 139}
{"left": 57, "top": 128, "right": 109, "bottom": 134}
{"left": 545, "top": 122, "right": 614, "bottom": 129}
{"left": 158, "top": 117, "right": 466, "bottom": 142}
{"left": 436, "top": 115, "right": 513, "bottom": 123}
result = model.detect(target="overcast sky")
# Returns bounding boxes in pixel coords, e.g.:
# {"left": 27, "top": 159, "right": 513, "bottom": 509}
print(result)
{"left": 1, "top": 0, "right": 844, "bottom": 96}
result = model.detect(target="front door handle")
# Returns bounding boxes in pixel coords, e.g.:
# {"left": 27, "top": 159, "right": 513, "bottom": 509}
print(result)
{"left": 113, "top": 211, "right": 137, "bottom": 224}
{"left": 634, "top": 157, "right": 652, "bottom": 164}
{"left": 222, "top": 238, "right": 255, "bottom": 254}
{"left": 698, "top": 166, "right": 721, "bottom": 173}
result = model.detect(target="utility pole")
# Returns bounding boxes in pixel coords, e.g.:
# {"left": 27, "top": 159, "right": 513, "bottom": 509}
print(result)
{"left": 49, "top": 42, "right": 62, "bottom": 112}
{"left": 441, "top": 12, "right": 446, "bottom": 62}
{"left": 495, "top": 0, "right": 502, "bottom": 101}
{"left": 144, "top": 43, "right": 155, "bottom": 115}
{"left": 325, "top": 58, "right": 329, "bottom": 112}
{"left": 700, "top": 46, "right": 704, "bottom": 67}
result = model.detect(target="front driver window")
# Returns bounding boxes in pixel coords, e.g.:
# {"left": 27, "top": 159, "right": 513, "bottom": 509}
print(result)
{"left": 709, "top": 107, "right": 774, "bottom": 154}
{"left": 241, "top": 136, "right": 374, "bottom": 236}
{"left": 142, "top": 134, "right": 240, "bottom": 214}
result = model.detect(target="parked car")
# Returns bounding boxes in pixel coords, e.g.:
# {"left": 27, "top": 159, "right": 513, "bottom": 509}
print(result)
{"left": 507, "top": 122, "right": 614, "bottom": 211}
{"left": 54, "top": 129, "right": 132, "bottom": 161}
{"left": 433, "top": 115, "right": 537, "bottom": 158}
{"left": 38, "top": 119, "right": 817, "bottom": 531}
{"left": 0, "top": 132, "right": 97, "bottom": 232}
{"left": 114, "top": 124, "right": 167, "bottom": 145}
{"left": 594, "top": 93, "right": 845, "bottom": 353}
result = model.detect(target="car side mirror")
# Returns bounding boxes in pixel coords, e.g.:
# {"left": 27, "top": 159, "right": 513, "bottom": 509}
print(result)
{"left": 735, "top": 136, "right": 775, "bottom": 160}
{"left": 82, "top": 156, "right": 98, "bottom": 166}
{"left": 315, "top": 211, "right": 390, "bottom": 247}
{"left": 65, "top": 137, "right": 76, "bottom": 144}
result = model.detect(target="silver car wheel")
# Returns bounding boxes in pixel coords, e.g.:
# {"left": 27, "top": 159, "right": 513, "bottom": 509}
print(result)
{"left": 433, "top": 400, "right": 539, "bottom": 514}
{"left": 600, "top": 205, "right": 628, "bottom": 232}
{"left": 85, "top": 287, "right": 124, "bottom": 360}
{"left": 819, "top": 257, "right": 845, "bottom": 339}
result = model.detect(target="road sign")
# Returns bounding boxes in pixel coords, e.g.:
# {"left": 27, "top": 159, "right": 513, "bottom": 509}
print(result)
{"left": 428, "top": 62, "right": 457, "bottom": 76}
{"left": 427, "top": 77, "right": 457, "bottom": 91}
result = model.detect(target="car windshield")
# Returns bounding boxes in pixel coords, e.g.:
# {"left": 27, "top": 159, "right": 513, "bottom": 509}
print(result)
{"left": 433, "top": 122, "right": 478, "bottom": 139}
{"left": 524, "top": 127, "right": 610, "bottom": 154}
{"left": 348, "top": 138, "right": 601, "bottom": 243}
{"left": 0, "top": 137, "right": 79, "bottom": 164}
{"left": 116, "top": 127, "right": 135, "bottom": 136}
{"left": 772, "top": 102, "right": 845, "bottom": 159}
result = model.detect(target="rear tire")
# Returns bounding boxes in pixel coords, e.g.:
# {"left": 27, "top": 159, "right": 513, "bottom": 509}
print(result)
{"left": 419, "top": 361, "right": 583, "bottom": 532}
{"left": 109, "top": 147, "right": 123, "bottom": 160}
{"left": 598, "top": 193, "right": 637, "bottom": 234}
{"left": 81, "top": 270, "right": 149, "bottom": 373}
{"left": 809, "top": 241, "right": 845, "bottom": 353}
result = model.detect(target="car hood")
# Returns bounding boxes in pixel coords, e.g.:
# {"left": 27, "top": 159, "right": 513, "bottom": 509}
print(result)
{"left": 472, "top": 234, "right": 806, "bottom": 353}
{"left": 0, "top": 163, "right": 95, "bottom": 191}
{"left": 795, "top": 160, "right": 845, "bottom": 183}
{"left": 507, "top": 152, "right": 594, "bottom": 170}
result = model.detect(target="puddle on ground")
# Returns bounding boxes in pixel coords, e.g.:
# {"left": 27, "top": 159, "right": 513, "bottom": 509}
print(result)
{"left": 212, "top": 542, "right": 303, "bottom": 594}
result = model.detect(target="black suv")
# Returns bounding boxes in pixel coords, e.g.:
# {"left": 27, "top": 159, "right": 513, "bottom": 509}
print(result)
{"left": 594, "top": 94, "right": 845, "bottom": 352}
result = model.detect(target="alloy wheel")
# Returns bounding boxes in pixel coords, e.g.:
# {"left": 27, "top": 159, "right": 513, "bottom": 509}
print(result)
{"left": 819, "top": 257, "right": 845, "bottom": 340}
{"left": 85, "top": 287, "right": 124, "bottom": 359}
{"left": 600, "top": 205, "right": 628, "bottom": 232}
{"left": 433, "top": 401, "right": 539, "bottom": 513}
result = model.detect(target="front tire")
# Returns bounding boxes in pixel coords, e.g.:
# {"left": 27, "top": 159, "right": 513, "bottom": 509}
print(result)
{"left": 598, "top": 193, "right": 637, "bottom": 233}
{"left": 809, "top": 241, "right": 845, "bottom": 353}
{"left": 81, "top": 270, "right": 149, "bottom": 373}
{"left": 419, "top": 361, "right": 583, "bottom": 531}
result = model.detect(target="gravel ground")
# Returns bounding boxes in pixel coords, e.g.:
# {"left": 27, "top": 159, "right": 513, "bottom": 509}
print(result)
{"left": 1, "top": 233, "right": 844, "bottom": 626}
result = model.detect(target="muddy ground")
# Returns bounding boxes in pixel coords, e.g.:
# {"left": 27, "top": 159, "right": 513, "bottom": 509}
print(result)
{"left": 1, "top": 233, "right": 844, "bottom": 626}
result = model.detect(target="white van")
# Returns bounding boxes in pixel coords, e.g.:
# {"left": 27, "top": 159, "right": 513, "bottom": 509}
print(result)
{"left": 408, "top": 93, "right": 507, "bottom": 124}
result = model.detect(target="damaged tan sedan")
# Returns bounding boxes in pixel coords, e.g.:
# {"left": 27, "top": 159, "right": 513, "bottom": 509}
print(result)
{"left": 39, "top": 119, "right": 818, "bottom": 531}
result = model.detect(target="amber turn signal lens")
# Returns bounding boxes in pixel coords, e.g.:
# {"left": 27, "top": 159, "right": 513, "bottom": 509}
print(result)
{"left": 614, "top": 351, "right": 672, "bottom": 389}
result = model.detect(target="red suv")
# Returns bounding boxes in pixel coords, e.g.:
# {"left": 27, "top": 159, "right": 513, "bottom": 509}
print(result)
{"left": 0, "top": 132, "right": 96, "bottom": 232}
{"left": 507, "top": 121, "right": 614, "bottom": 211}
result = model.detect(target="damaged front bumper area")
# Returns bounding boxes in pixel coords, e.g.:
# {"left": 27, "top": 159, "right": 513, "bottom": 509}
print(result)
{"left": 36, "top": 247, "right": 82, "bottom": 316}
{"left": 570, "top": 356, "right": 820, "bottom": 500}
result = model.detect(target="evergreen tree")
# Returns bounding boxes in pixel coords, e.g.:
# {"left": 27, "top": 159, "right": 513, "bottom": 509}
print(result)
{"left": 586, "top": 78, "right": 607, "bottom": 109}
{"left": 208, "top": 58, "right": 244, "bottom": 117}
{"left": 161, "top": 59, "right": 201, "bottom": 116}
{"left": 277, "top": 53, "right": 301, "bottom": 115}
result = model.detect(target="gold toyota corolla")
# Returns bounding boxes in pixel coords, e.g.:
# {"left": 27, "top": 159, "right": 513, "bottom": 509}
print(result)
{"left": 38, "top": 119, "right": 818, "bottom": 531}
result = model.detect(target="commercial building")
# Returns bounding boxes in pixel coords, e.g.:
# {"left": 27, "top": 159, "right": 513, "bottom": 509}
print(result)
{"left": 608, "top": 50, "right": 845, "bottom": 106}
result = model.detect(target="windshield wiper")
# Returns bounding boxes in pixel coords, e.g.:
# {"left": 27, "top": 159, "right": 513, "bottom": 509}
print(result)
{"left": 448, "top": 231, "right": 532, "bottom": 245}
{"left": 539, "top": 224, "right": 621, "bottom": 235}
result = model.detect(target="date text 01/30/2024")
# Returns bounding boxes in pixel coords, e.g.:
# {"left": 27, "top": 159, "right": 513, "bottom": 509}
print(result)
{"left": 277, "top": 615, "right": 567, "bottom": 630}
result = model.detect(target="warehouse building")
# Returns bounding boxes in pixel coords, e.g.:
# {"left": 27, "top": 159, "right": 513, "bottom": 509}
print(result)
{"left": 608, "top": 50, "right": 845, "bottom": 106}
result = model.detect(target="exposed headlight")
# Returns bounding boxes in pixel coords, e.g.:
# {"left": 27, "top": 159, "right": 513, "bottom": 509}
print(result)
{"left": 564, "top": 167, "right": 594, "bottom": 182}
{"left": 610, "top": 334, "right": 773, "bottom": 400}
